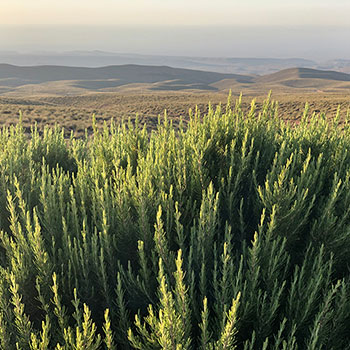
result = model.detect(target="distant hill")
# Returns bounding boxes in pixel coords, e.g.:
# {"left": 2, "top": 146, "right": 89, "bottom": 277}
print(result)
{"left": 0, "top": 64, "right": 254, "bottom": 94}
{"left": 0, "top": 51, "right": 318, "bottom": 75}
{"left": 1, "top": 64, "right": 350, "bottom": 96}
{"left": 257, "top": 68, "right": 350, "bottom": 84}
{"left": 318, "top": 59, "right": 350, "bottom": 74}
{"left": 2, "top": 51, "right": 350, "bottom": 76}
{"left": 0, "top": 63, "right": 253, "bottom": 87}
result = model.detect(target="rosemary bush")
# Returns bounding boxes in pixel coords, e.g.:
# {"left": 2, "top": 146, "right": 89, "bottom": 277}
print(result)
{"left": 0, "top": 94, "right": 350, "bottom": 349}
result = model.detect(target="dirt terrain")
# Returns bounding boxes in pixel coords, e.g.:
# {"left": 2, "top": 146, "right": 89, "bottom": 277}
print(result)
{"left": 0, "top": 91, "right": 349, "bottom": 137}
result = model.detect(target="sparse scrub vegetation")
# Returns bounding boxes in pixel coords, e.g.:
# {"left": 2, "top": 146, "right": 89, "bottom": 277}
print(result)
{"left": 0, "top": 94, "right": 350, "bottom": 349}
{"left": 1, "top": 92, "right": 350, "bottom": 138}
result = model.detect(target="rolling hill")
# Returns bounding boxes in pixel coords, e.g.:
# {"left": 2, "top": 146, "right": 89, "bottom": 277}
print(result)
{"left": 0, "top": 51, "right": 318, "bottom": 75}
{"left": 257, "top": 67, "right": 350, "bottom": 83}
{"left": 254, "top": 67, "right": 350, "bottom": 90}
{"left": 1, "top": 64, "right": 350, "bottom": 97}
{"left": 0, "top": 63, "right": 253, "bottom": 90}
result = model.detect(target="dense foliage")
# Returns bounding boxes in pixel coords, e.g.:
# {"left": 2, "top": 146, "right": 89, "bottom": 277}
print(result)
{"left": 0, "top": 95, "right": 350, "bottom": 349}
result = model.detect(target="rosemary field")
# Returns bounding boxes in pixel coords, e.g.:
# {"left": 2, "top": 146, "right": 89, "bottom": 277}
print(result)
{"left": 1, "top": 95, "right": 350, "bottom": 349}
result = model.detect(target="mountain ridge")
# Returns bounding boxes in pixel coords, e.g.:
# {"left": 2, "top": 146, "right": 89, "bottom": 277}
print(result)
{"left": 1, "top": 64, "right": 350, "bottom": 96}
{"left": 257, "top": 67, "right": 350, "bottom": 83}
{"left": 0, "top": 52, "right": 319, "bottom": 74}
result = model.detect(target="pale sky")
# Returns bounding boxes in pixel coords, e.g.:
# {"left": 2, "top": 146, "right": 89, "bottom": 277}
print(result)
{"left": 2, "top": 0, "right": 350, "bottom": 26}
{"left": 1, "top": 0, "right": 350, "bottom": 59}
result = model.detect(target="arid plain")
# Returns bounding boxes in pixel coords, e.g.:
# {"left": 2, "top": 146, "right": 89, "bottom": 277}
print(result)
{"left": 0, "top": 65, "right": 349, "bottom": 136}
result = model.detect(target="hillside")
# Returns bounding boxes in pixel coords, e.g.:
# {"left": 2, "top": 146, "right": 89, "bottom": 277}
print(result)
{"left": 0, "top": 63, "right": 253, "bottom": 93}
{"left": 0, "top": 51, "right": 318, "bottom": 74}
{"left": 1, "top": 64, "right": 350, "bottom": 97}
{"left": 257, "top": 67, "right": 350, "bottom": 84}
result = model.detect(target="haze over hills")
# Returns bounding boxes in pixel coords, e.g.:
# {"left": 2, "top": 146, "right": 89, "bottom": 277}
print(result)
{"left": 2, "top": 51, "right": 350, "bottom": 75}
{"left": 0, "top": 64, "right": 254, "bottom": 95}
{"left": 0, "top": 63, "right": 254, "bottom": 83}
{"left": 1, "top": 64, "right": 350, "bottom": 97}
{"left": 257, "top": 68, "right": 350, "bottom": 84}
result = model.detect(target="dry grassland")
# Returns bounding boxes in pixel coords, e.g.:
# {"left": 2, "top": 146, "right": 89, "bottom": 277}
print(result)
{"left": 0, "top": 91, "right": 349, "bottom": 137}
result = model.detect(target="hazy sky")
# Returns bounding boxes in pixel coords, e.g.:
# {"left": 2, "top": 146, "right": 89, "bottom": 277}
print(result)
{"left": 1, "top": 0, "right": 350, "bottom": 59}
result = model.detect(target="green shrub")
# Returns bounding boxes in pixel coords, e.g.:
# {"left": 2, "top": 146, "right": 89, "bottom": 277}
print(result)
{"left": 0, "top": 95, "right": 349, "bottom": 349}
